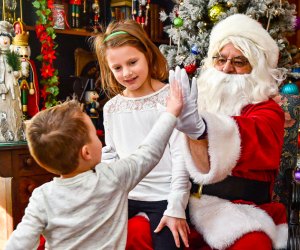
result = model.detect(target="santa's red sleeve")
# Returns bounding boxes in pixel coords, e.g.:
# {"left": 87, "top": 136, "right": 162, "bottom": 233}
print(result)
{"left": 184, "top": 99, "right": 284, "bottom": 186}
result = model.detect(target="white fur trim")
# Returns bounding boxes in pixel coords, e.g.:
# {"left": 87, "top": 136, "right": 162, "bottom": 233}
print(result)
{"left": 208, "top": 14, "right": 279, "bottom": 68}
{"left": 184, "top": 112, "right": 241, "bottom": 184}
{"left": 274, "top": 223, "right": 288, "bottom": 249}
{"left": 189, "top": 196, "right": 287, "bottom": 250}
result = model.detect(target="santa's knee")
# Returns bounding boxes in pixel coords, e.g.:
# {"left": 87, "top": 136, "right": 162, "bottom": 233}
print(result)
{"left": 126, "top": 216, "right": 153, "bottom": 250}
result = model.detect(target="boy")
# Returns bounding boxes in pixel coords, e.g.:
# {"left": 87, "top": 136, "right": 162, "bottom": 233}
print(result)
{"left": 5, "top": 82, "right": 183, "bottom": 249}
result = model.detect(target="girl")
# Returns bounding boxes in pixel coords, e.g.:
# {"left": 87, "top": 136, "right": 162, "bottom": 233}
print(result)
{"left": 93, "top": 20, "right": 190, "bottom": 250}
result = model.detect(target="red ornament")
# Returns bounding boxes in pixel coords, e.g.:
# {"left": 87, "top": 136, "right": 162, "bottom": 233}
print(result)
{"left": 184, "top": 64, "right": 197, "bottom": 74}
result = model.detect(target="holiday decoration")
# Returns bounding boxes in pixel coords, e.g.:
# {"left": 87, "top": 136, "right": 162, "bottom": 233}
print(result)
{"left": 0, "top": 20, "right": 25, "bottom": 142}
{"left": 173, "top": 17, "right": 183, "bottom": 28}
{"left": 91, "top": 0, "right": 101, "bottom": 32}
{"left": 294, "top": 17, "right": 300, "bottom": 31}
{"left": 2, "top": 0, "right": 18, "bottom": 23}
{"left": 160, "top": 0, "right": 297, "bottom": 81}
{"left": 191, "top": 44, "right": 199, "bottom": 55}
{"left": 133, "top": 0, "right": 151, "bottom": 27}
{"left": 295, "top": 168, "right": 300, "bottom": 182}
{"left": 70, "top": 0, "right": 81, "bottom": 28}
{"left": 52, "top": 3, "right": 66, "bottom": 29}
{"left": 184, "top": 64, "right": 197, "bottom": 75}
{"left": 292, "top": 67, "right": 300, "bottom": 73}
{"left": 81, "top": 78, "right": 102, "bottom": 135}
{"left": 11, "top": 19, "right": 40, "bottom": 118}
{"left": 208, "top": 4, "right": 226, "bottom": 23}
{"left": 6, "top": 51, "right": 21, "bottom": 72}
{"left": 32, "top": 0, "right": 59, "bottom": 109}
{"left": 280, "top": 82, "right": 299, "bottom": 95}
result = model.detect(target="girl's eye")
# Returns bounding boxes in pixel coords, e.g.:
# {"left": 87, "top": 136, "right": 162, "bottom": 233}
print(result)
{"left": 130, "top": 60, "right": 137, "bottom": 65}
{"left": 113, "top": 66, "right": 121, "bottom": 71}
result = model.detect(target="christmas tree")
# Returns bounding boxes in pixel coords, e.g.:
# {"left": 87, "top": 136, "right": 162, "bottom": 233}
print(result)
{"left": 160, "top": 0, "right": 297, "bottom": 79}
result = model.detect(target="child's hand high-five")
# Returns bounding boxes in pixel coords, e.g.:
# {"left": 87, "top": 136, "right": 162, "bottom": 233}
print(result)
{"left": 166, "top": 80, "right": 183, "bottom": 117}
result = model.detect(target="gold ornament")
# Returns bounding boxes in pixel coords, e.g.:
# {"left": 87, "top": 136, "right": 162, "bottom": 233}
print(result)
{"left": 227, "top": 2, "right": 233, "bottom": 8}
{"left": 208, "top": 4, "right": 225, "bottom": 23}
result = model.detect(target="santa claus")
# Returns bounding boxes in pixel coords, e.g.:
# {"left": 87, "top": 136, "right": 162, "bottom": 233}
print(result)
{"left": 126, "top": 14, "right": 288, "bottom": 250}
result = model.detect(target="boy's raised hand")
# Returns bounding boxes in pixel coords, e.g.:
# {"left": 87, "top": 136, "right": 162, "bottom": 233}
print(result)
{"left": 166, "top": 78, "right": 183, "bottom": 117}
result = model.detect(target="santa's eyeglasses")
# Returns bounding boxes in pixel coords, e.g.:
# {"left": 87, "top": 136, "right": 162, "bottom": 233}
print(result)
{"left": 212, "top": 55, "right": 249, "bottom": 68}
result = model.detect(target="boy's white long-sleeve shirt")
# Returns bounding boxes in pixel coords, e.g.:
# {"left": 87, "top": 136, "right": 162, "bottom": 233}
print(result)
{"left": 103, "top": 85, "right": 191, "bottom": 219}
{"left": 5, "top": 113, "right": 176, "bottom": 250}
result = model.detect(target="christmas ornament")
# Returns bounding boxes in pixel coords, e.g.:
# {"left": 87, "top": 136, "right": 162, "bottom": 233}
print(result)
{"left": 208, "top": 4, "right": 225, "bottom": 23}
{"left": 227, "top": 2, "right": 233, "bottom": 8}
{"left": 295, "top": 17, "right": 300, "bottom": 31}
{"left": 173, "top": 17, "right": 184, "bottom": 28}
{"left": 295, "top": 168, "right": 300, "bottom": 182}
{"left": 184, "top": 64, "right": 197, "bottom": 74}
{"left": 280, "top": 82, "right": 299, "bottom": 95}
{"left": 292, "top": 67, "right": 300, "bottom": 73}
{"left": 191, "top": 45, "right": 200, "bottom": 55}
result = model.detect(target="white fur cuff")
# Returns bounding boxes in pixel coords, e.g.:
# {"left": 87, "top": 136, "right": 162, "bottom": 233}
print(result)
{"left": 184, "top": 112, "right": 241, "bottom": 184}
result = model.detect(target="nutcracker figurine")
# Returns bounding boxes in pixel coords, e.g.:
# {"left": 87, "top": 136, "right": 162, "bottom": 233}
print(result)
{"left": 70, "top": 0, "right": 81, "bottom": 28}
{"left": 11, "top": 19, "right": 39, "bottom": 119}
{"left": 133, "top": 0, "right": 150, "bottom": 27}
{"left": 81, "top": 78, "right": 101, "bottom": 130}
{"left": 92, "top": 0, "right": 101, "bottom": 32}
{"left": 84, "top": 89, "right": 100, "bottom": 128}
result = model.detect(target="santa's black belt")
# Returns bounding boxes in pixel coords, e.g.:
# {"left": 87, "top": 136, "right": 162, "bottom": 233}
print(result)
{"left": 190, "top": 175, "right": 271, "bottom": 205}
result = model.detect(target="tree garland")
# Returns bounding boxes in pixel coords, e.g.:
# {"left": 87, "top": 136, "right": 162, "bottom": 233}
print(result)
{"left": 32, "top": 0, "right": 59, "bottom": 108}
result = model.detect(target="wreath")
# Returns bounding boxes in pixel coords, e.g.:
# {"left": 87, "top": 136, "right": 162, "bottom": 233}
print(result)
{"left": 32, "top": 0, "right": 59, "bottom": 108}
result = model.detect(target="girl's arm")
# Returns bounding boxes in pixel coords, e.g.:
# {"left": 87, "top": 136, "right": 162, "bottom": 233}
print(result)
{"left": 154, "top": 129, "right": 191, "bottom": 248}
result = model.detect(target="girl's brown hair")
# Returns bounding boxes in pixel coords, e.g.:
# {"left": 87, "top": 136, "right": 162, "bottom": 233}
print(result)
{"left": 93, "top": 20, "right": 168, "bottom": 98}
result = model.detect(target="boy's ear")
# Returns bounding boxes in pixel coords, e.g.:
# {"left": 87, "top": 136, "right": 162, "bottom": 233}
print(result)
{"left": 81, "top": 145, "right": 92, "bottom": 160}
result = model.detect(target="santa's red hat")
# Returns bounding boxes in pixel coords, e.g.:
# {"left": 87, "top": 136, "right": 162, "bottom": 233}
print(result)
{"left": 208, "top": 14, "right": 279, "bottom": 68}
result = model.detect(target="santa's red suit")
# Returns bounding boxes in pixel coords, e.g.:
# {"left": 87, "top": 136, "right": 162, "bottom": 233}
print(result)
{"left": 126, "top": 99, "right": 287, "bottom": 250}
{"left": 184, "top": 98, "right": 287, "bottom": 250}
{"left": 126, "top": 13, "right": 288, "bottom": 249}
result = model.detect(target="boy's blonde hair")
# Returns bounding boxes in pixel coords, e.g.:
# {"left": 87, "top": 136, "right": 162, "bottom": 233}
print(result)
{"left": 93, "top": 20, "right": 168, "bottom": 98}
{"left": 26, "top": 100, "right": 90, "bottom": 175}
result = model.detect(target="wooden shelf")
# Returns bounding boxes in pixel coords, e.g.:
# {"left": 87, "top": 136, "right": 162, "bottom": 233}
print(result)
{"left": 25, "top": 25, "right": 96, "bottom": 37}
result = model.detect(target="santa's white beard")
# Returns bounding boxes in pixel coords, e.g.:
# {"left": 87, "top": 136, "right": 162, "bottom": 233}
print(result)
{"left": 197, "top": 68, "right": 269, "bottom": 116}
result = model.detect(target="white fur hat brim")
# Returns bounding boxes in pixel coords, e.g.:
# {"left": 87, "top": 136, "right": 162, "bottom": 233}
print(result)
{"left": 208, "top": 14, "right": 279, "bottom": 68}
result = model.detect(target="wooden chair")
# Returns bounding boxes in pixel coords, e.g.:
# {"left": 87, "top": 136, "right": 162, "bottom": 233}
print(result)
{"left": 273, "top": 94, "right": 300, "bottom": 249}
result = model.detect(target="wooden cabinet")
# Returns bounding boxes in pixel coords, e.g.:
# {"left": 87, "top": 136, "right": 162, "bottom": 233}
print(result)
{"left": 0, "top": 143, "right": 55, "bottom": 249}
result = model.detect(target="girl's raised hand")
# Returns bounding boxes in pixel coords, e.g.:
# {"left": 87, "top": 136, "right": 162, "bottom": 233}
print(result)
{"left": 166, "top": 79, "right": 183, "bottom": 117}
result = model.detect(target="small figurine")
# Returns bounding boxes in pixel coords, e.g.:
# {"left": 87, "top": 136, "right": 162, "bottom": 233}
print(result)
{"left": 11, "top": 19, "right": 39, "bottom": 119}
{"left": 80, "top": 78, "right": 101, "bottom": 132}
{"left": 70, "top": 0, "right": 81, "bottom": 28}
{"left": 92, "top": 0, "right": 101, "bottom": 32}
{"left": 133, "top": 0, "right": 150, "bottom": 27}
{"left": 0, "top": 20, "right": 25, "bottom": 142}
{"left": 84, "top": 89, "right": 100, "bottom": 128}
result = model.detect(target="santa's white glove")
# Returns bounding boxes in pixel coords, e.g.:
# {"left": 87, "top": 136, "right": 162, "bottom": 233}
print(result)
{"left": 101, "top": 145, "right": 119, "bottom": 163}
{"left": 169, "top": 66, "right": 206, "bottom": 140}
